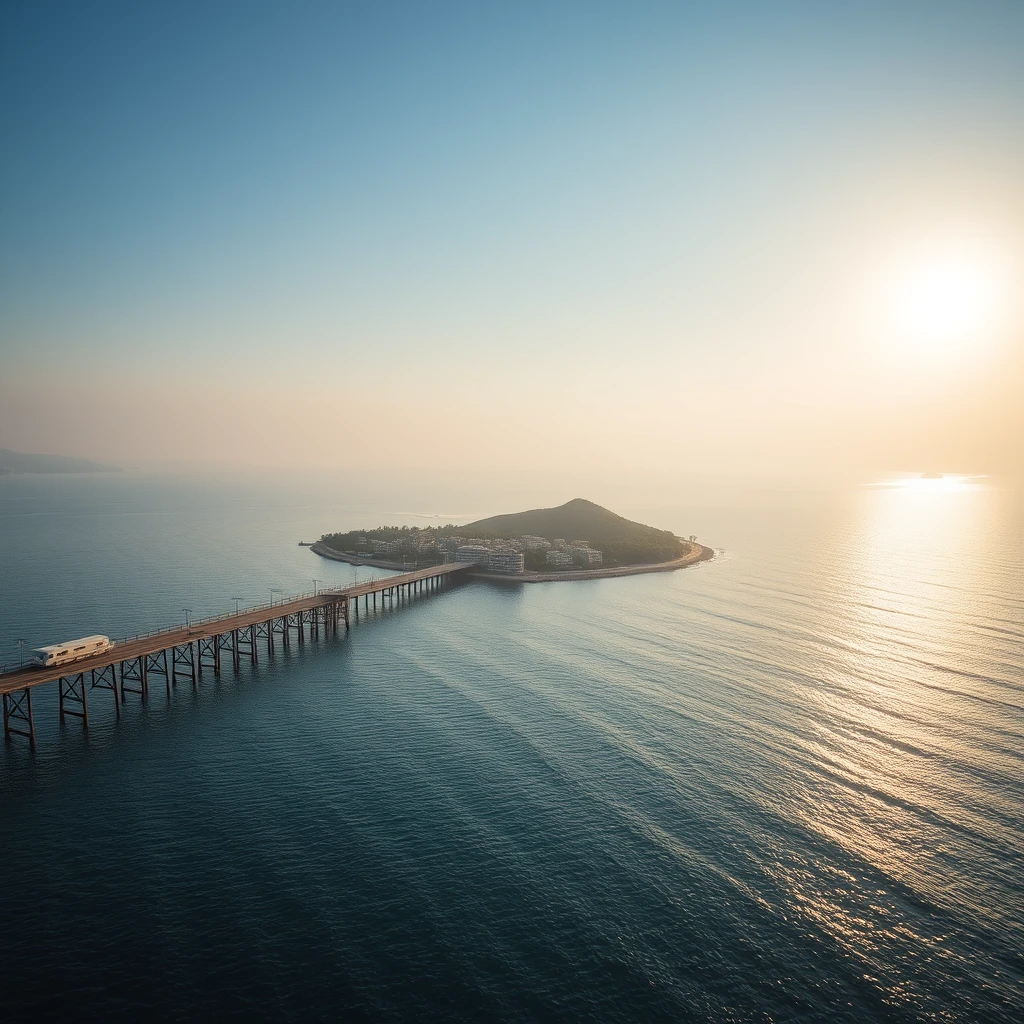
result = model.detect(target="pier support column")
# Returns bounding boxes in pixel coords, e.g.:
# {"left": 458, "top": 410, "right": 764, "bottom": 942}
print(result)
{"left": 90, "top": 664, "right": 119, "bottom": 719}
{"left": 120, "top": 657, "right": 148, "bottom": 702}
{"left": 172, "top": 642, "right": 198, "bottom": 690}
{"left": 59, "top": 673, "right": 89, "bottom": 728}
{"left": 257, "top": 619, "right": 274, "bottom": 655}
{"left": 3, "top": 688, "right": 36, "bottom": 746}
{"left": 198, "top": 636, "right": 220, "bottom": 676}
{"left": 144, "top": 650, "right": 171, "bottom": 698}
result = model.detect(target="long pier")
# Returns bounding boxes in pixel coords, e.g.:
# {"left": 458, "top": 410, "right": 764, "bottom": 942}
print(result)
{"left": 1, "top": 563, "right": 473, "bottom": 747}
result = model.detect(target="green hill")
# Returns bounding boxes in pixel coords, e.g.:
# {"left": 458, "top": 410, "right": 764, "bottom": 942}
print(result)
{"left": 457, "top": 498, "right": 684, "bottom": 565}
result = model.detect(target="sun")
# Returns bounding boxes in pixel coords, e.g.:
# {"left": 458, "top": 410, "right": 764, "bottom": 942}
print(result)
{"left": 896, "top": 258, "right": 999, "bottom": 350}
{"left": 881, "top": 243, "right": 1012, "bottom": 358}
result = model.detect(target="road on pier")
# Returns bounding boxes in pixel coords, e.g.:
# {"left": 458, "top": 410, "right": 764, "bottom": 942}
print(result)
{"left": 0, "top": 562, "right": 472, "bottom": 695}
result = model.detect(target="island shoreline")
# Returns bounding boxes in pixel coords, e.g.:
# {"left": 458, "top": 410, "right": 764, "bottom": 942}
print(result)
{"left": 310, "top": 540, "right": 715, "bottom": 582}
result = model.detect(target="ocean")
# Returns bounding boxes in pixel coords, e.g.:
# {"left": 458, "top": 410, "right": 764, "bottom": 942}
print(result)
{"left": 1, "top": 472, "right": 1021, "bottom": 1022}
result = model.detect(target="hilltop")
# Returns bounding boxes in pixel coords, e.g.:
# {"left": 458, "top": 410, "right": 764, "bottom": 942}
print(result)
{"left": 0, "top": 448, "right": 120, "bottom": 474}
{"left": 460, "top": 498, "right": 673, "bottom": 547}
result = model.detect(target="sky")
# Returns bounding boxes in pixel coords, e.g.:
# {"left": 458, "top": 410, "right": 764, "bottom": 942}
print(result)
{"left": 2, "top": 0, "right": 1022, "bottom": 493}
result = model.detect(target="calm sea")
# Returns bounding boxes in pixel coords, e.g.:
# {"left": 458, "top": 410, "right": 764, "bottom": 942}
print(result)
{"left": 1, "top": 473, "right": 1021, "bottom": 1022}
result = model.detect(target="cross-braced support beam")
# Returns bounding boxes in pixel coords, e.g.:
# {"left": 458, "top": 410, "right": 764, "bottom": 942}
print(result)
{"left": 272, "top": 616, "right": 288, "bottom": 648}
{"left": 120, "top": 657, "right": 148, "bottom": 702}
{"left": 239, "top": 624, "right": 257, "bottom": 665}
{"left": 221, "top": 629, "right": 238, "bottom": 671}
{"left": 256, "top": 618, "right": 274, "bottom": 654}
{"left": 197, "top": 635, "right": 220, "bottom": 676}
{"left": 172, "top": 642, "right": 197, "bottom": 690}
{"left": 59, "top": 673, "right": 89, "bottom": 728}
{"left": 90, "top": 664, "right": 119, "bottom": 719}
{"left": 145, "top": 649, "right": 171, "bottom": 697}
{"left": 224, "top": 626, "right": 256, "bottom": 671}
{"left": 3, "top": 688, "right": 36, "bottom": 746}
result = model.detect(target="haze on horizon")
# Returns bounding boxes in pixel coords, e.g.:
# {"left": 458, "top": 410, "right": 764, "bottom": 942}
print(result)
{"left": 2, "top": 1, "right": 1022, "bottom": 490}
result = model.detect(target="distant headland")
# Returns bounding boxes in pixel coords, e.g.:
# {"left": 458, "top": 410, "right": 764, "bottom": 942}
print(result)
{"left": 312, "top": 498, "right": 714, "bottom": 582}
{"left": 0, "top": 448, "right": 121, "bottom": 475}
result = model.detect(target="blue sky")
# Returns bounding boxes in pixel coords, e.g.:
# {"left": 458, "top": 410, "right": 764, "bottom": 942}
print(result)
{"left": 2, "top": 1, "right": 1022, "bottom": 481}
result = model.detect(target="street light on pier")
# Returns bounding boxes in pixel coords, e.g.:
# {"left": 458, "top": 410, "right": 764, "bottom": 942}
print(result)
{"left": 233, "top": 596, "right": 243, "bottom": 615}
{"left": 17, "top": 638, "right": 26, "bottom": 666}
{"left": 270, "top": 587, "right": 282, "bottom": 607}
{"left": 182, "top": 608, "right": 192, "bottom": 633}
{"left": 313, "top": 579, "right": 322, "bottom": 596}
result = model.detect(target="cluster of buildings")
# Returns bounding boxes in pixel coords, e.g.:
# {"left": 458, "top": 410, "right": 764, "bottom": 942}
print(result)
{"left": 545, "top": 539, "right": 603, "bottom": 568}
{"left": 347, "top": 530, "right": 605, "bottom": 575}
{"left": 446, "top": 536, "right": 603, "bottom": 574}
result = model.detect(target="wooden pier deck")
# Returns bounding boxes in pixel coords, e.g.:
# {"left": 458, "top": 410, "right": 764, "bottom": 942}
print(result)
{"left": 1, "top": 562, "right": 473, "bottom": 746}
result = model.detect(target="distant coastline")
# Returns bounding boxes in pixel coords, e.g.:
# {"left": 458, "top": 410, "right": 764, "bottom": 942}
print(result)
{"left": 0, "top": 448, "right": 120, "bottom": 475}
{"left": 310, "top": 539, "right": 715, "bottom": 581}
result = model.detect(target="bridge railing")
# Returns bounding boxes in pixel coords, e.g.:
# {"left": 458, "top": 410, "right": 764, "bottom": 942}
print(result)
{"left": 108, "top": 566, "right": 468, "bottom": 645}
{"left": 110, "top": 584, "right": 373, "bottom": 646}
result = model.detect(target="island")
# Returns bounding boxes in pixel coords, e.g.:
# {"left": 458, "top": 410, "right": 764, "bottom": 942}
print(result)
{"left": 0, "top": 448, "right": 120, "bottom": 474}
{"left": 311, "top": 499, "right": 714, "bottom": 582}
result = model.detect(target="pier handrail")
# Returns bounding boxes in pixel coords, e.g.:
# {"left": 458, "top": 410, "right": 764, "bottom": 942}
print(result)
{"left": 111, "top": 578, "right": 385, "bottom": 645}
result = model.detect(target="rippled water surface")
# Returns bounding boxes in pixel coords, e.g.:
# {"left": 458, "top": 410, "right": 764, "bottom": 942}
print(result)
{"left": 1, "top": 474, "right": 1021, "bottom": 1021}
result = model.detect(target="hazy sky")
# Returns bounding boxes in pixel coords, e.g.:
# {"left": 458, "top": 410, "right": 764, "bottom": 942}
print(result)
{"left": 2, "top": 1, "right": 1022, "bottom": 486}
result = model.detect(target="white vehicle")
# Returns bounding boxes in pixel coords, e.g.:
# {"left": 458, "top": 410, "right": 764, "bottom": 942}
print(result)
{"left": 30, "top": 635, "right": 115, "bottom": 668}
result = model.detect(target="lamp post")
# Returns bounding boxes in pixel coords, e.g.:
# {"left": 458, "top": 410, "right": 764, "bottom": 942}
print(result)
{"left": 182, "top": 608, "right": 192, "bottom": 633}
{"left": 270, "top": 588, "right": 282, "bottom": 607}
{"left": 17, "top": 638, "right": 26, "bottom": 666}
{"left": 312, "top": 579, "right": 322, "bottom": 596}
{"left": 233, "top": 596, "right": 242, "bottom": 615}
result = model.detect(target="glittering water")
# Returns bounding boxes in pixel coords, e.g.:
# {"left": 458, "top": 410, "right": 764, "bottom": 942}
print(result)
{"left": 1, "top": 473, "right": 1021, "bottom": 1021}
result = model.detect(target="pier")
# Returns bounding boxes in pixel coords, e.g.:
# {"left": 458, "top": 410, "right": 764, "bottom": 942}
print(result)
{"left": 1, "top": 563, "right": 473, "bottom": 747}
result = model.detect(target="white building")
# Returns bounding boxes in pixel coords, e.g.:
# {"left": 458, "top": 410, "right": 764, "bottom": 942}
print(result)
{"left": 487, "top": 550, "right": 524, "bottom": 574}
{"left": 455, "top": 544, "right": 491, "bottom": 566}
{"left": 545, "top": 550, "right": 573, "bottom": 567}
{"left": 571, "top": 546, "right": 603, "bottom": 567}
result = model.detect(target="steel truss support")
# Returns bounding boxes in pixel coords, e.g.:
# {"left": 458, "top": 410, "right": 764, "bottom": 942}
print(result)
{"left": 225, "top": 625, "right": 256, "bottom": 671}
{"left": 145, "top": 649, "right": 171, "bottom": 697}
{"left": 240, "top": 624, "right": 257, "bottom": 665}
{"left": 220, "top": 629, "right": 238, "bottom": 671}
{"left": 197, "top": 635, "right": 220, "bottom": 676}
{"left": 59, "top": 672, "right": 89, "bottom": 728}
{"left": 120, "top": 657, "right": 148, "bottom": 702}
{"left": 256, "top": 618, "right": 274, "bottom": 655}
{"left": 3, "top": 688, "right": 36, "bottom": 746}
{"left": 305, "top": 606, "right": 324, "bottom": 639}
{"left": 90, "top": 664, "right": 120, "bottom": 720}
{"left": 328, "top": 599, "right": 344, "bottom": 634}
{"left": 279, "top": 611, "right": 304, "bottom": 644}
{"left": 172, "top": 642, "right": 197, "bottom": 690}
{"left": 272, "top": 616, "right": 289, "bottom": 648}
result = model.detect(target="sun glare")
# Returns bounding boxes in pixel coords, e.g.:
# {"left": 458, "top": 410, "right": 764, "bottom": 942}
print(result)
{"left": 878, "top": 242, "right": 1012, "bottom": 359}
{"left": 897, "top": 259, "right": 999, "bottom": 349}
